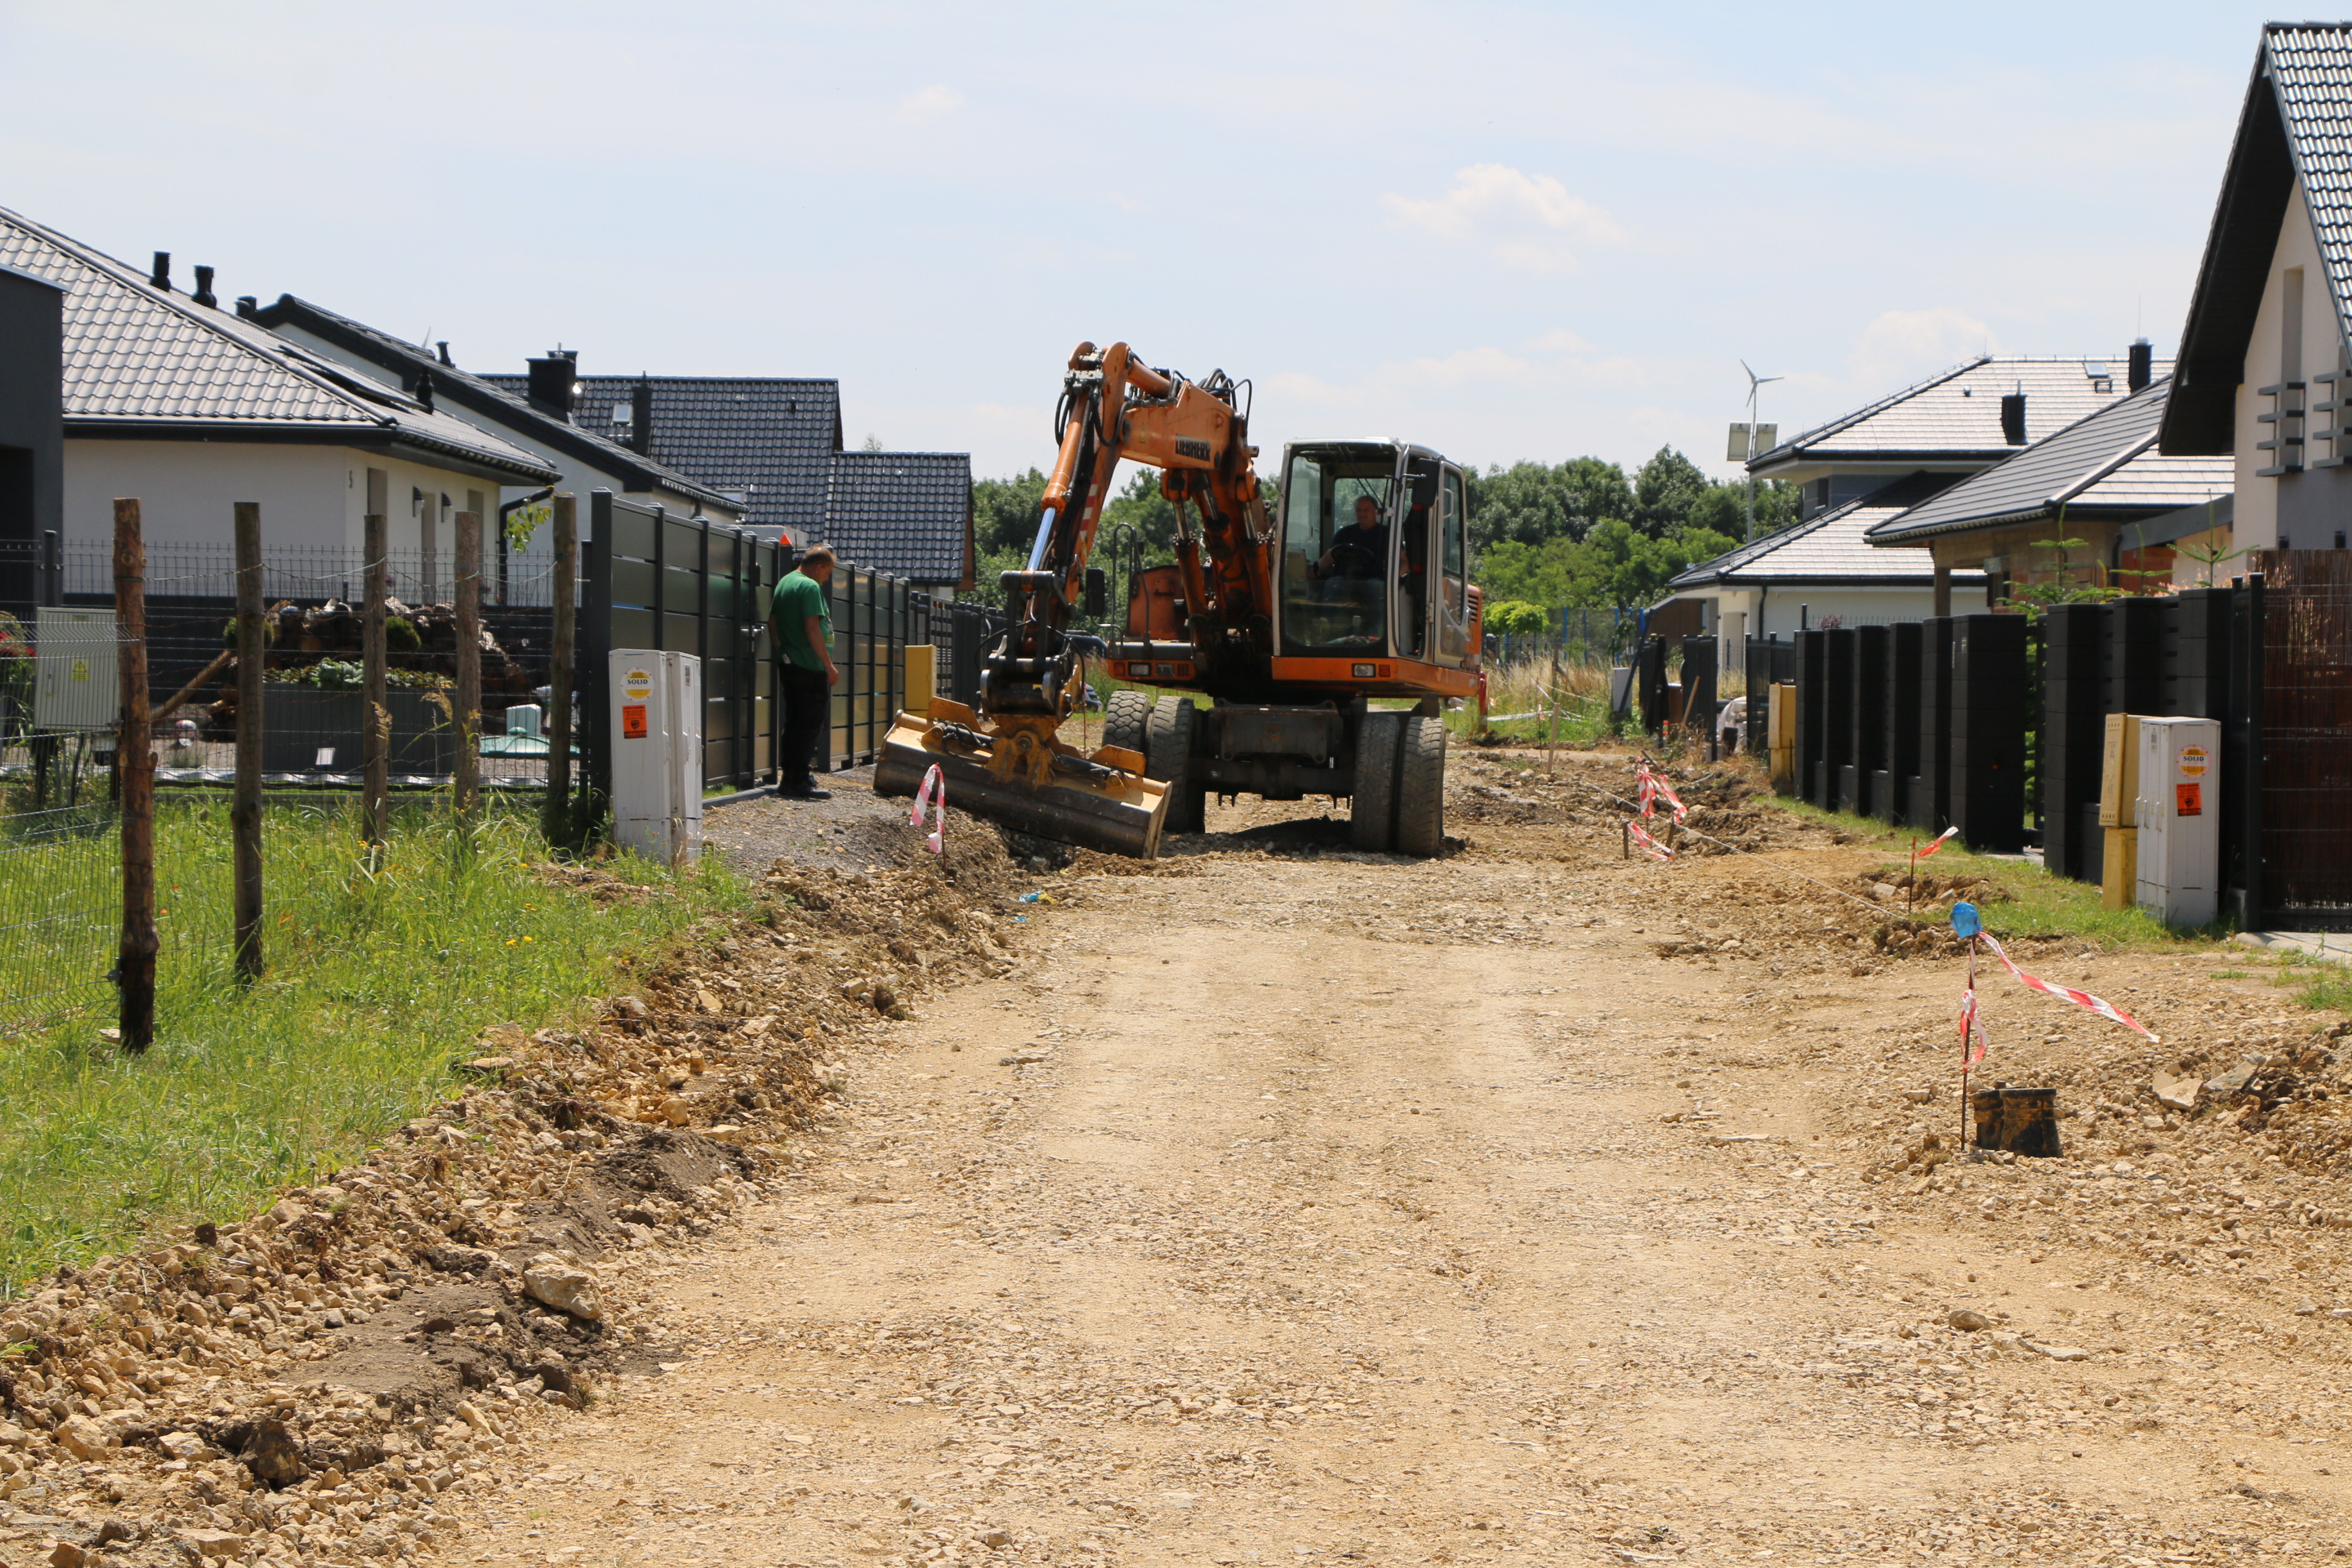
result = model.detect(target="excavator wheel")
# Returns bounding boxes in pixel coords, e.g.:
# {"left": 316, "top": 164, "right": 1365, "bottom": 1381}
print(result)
{"left": 1146, "top": 696, "right": 1205, "bottom": 835}
{"left": 1102, "top": 689, "right": 1152, "bottom": 758}
{"left": 1394, "top": 714, "right": 1447, "bottom": 858}
{"left": 1351, "top": 710, "right": 1400, "bottom": 852}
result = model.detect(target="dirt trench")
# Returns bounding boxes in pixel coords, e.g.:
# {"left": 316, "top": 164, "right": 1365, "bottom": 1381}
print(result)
{"left": 430, "top": 753, "right": 2352, "bottom": 1568}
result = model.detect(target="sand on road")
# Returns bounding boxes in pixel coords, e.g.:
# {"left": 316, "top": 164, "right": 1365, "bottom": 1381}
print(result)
{"left": 460, "top": 770, "right": 2350, "bottom": 1567}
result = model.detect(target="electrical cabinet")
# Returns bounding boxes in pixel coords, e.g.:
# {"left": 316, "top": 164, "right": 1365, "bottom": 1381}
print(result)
{"left": 2133, "top": 715, "right": 2220, "bottom": 928}
{"left": 33, "top": 607, "right": 118, "bottom": 732}
{"left": 609, "top": 649, "right": 703, "bottom": 867}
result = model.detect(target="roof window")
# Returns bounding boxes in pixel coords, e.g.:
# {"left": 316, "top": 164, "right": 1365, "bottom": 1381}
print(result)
{"left": 2084, "top": 360, "right": 2113, "bottom": 393}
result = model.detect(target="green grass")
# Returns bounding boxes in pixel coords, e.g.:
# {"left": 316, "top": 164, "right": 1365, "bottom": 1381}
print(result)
{"left": 2265, "top": 948, "right": 2352, "bottom": 1013}
{"left": 0, "top": 794, "right": 745, "bottom": 1293}
{"left": 1757, "top": 789, "right": 2235, "bottom": 952}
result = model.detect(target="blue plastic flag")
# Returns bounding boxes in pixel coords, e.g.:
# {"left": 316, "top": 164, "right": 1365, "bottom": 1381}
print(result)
{"left": 1950, "top": 901, "right": 1981, "bottom": 939}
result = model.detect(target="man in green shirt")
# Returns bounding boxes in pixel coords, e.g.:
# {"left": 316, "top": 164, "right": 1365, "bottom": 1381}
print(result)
{"left": 767, "top": 544, "right": 839, "bottom": 800}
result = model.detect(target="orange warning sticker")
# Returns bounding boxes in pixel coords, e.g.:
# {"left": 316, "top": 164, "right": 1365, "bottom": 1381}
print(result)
{"left": 622, "top": 703, "right": 648, "bottom": 740}
{"left": 2177, "top": 781, "right": 2202, "bottom": 817}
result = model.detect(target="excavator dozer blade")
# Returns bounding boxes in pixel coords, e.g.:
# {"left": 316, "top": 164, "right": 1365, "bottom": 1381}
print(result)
{"left": 874, "top": 707, "right": 1168, "bottom": 860}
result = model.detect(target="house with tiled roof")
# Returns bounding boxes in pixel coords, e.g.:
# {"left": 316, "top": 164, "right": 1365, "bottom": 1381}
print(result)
{"left": 1660, "top": 472, "right": 1988, "bottom": 640}
{"left": 482, "top": 364, "right": 974, "bottom": 587}
{"left": 249, "top": 302, "right": 746, "bottom": 534}
{"left": 0, "top": 206, "right": 558, "bottom": 575}
{"left": 2159, "top": 22, "right": 2352, "bottom": 562}
{"left": 484, "top": 371, "right": 840, "bottom": 544}
{"left": 1868, "top": 379, "right": 2233, "bottom": 602}
{"left": 1730, "top": 347, "right": 2170, "bottom": 628}
{"left": 1751, "top": 351, "right": 2167, "bottom": 513}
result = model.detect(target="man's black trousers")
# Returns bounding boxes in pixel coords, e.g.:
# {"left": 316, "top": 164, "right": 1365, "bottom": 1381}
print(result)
{"left": 778, "top": 662, "right": 830, "bottom": 786}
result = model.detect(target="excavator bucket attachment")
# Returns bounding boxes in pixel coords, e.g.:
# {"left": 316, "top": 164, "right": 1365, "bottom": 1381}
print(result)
{"left": 873, "top": 700, "right": 1168, "bottom": 859}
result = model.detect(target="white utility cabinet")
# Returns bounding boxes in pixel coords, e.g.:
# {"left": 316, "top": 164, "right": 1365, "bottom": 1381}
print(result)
{"left": 2133, "top": 715, "right": 2220, "bottom": 928}
{"left": 609, "top": 649, "right": 703, "bottom": 867}
{"left": 33, "top": 607, "right": 119, "bottom": 732}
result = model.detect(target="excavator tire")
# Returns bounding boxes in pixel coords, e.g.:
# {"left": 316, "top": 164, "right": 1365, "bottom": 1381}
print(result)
{"left": 1394, "top": 714, "right": 1447, "bottom": 858}
{"left": 1146, "top": 696, "right": 1205, "bottom": 835}
{"left": 1351, "top": 710, "right": 1401, "bottom": 852}
{"left": 1102, "top": 689, "right": 1152, "bottom": 758}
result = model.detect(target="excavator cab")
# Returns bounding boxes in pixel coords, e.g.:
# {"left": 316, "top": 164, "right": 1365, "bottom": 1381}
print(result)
{"left": 1277, "top": 442, "right": 1474, "bottom": 670}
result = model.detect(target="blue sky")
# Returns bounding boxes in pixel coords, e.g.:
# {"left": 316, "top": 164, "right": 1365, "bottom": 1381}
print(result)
{"left": 0, "top": 1, "right": 2292, "bottom": 483}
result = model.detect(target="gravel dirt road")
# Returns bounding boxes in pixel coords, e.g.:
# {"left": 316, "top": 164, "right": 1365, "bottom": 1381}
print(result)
{"left": 448, "top": 754, "right": 2352, "bottom": 1567}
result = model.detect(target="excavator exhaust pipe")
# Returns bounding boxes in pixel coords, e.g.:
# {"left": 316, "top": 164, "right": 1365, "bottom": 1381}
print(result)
{"left": 874, "top": 700, "right": 1168, "bottom": 860}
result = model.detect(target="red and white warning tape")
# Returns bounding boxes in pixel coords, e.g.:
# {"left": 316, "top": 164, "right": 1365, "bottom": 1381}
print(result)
{"left": 1627, "top": 819, "right": 1676, "bottom": 861}
{"left": 1914, "top": 825, "right": 1960, "bottom": 861}
{"left": 1957, "top": 983, "right": 1988, "bottom": 1068}
{"left": 1978, "top": 932, "right": 2155, "bottom": 1041}
{"left": 1636, "top": 764, "right": 1689, "bottom": 824}
{"left": 910, "top": 763, "right": 947, "bottom": 854}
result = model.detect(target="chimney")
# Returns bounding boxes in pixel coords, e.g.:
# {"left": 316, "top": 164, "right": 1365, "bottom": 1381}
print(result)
{"left": 2128, "top": 338, "right": 2153, "bottom": 392}
{"left": 150, "top": 251, "right": 171, "bottom": 291}
{"left": 415, "top": 369, "right": 436, "bottom": 414}
{"left": 525, "top": 349, "right": 578, "bottom": 420}
{"left": 234, "top": 296, "right": 257, "bottom": 318}
{"left": 1999, "top": 391, "right": 2028, "bottom": 446}
{"left": 436, "top": 341, "right": 453, "bottom": 367}
{"left": 191, "top": 265, "right": 217, "bottom": 309}
{"left": 630, "top": 377, "right": 654, "bottom": 456}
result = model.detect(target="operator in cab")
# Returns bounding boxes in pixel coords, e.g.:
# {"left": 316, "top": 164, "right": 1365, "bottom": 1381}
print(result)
{"left": 1315, "top": 494, "right": 1389, "bottom": 582}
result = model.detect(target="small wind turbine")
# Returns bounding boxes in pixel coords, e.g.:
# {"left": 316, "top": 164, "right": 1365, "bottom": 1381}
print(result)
{"left": 1739, "top": 360, "right": 1783, "bottom": 544}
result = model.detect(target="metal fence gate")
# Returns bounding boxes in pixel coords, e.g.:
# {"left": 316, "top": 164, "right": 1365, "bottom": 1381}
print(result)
{"left": 2252, "top": 552, "right": 2352, "bottom": 924}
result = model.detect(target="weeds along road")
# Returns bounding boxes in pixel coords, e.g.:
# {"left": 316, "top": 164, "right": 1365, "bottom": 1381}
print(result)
{"left": 466, "top": 757, "right": 2349, "bottom": 1567}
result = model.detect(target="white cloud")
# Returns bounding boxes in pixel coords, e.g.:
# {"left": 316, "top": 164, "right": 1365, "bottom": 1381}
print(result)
{"left": 1848, "top": 306, "right": 2001, "bottom": 390}
{"left": 893, "top": 84, "right": 964, "bottom": 123}
{"left": 1382, "top": 164, "right": 1625, "bottom": 271}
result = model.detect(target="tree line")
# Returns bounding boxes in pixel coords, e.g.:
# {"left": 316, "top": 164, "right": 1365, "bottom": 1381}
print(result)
{"left": 965, "top": 448, "right": 1798, "bottom": 618}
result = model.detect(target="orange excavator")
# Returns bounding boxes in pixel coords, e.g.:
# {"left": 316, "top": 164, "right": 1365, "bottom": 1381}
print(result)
{"left": 876, "top": 341, "right": 1483, "bottom": 859}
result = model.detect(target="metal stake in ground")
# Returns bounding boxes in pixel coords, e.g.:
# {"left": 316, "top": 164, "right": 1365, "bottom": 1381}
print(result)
{"left": 1952, "top": 899, "right": 1985, "bottom": 1156}
{"left": 113, "top": 498, "right": 156, "bottom": 1051}
{"left": 454, "top": 509, "right": 482, "bottom": 820}
{"left": 362, "top": 510, "right": 388, "bottom": 850}
{"left": 544, "top": 495, "right": 576, "bottom": 850}
{"left": 233, "top": 500, "right": 264, "bottom": 983}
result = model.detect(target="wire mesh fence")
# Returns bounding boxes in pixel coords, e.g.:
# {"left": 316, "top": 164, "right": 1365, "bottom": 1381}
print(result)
{"left": 0, "top": 798, "right": 121, "bottom": 1032}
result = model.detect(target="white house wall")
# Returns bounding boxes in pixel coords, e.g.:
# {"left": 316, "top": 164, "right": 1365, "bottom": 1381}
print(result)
{"left": 1745, "top": 586, "right": 1986, "bottom": 640}
{"left": 65, "top": 438, "right": 514, "bottom": 596}
{"left": 2233, "top": 182, "right": 2352, "bottom": 551}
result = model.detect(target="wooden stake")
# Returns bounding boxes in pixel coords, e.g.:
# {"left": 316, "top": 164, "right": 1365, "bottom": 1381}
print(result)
{"left": 1545, "top": 616, "right": 1563, "bottom": 779}
{"left": 362, "top": 511, "right": 388, "bottom": 848}
{"left": 113, "top": 499, "right": 155, "bottom": 1052}
{"left": 153, "top": 649, "right": 230, "bottom": 726}
{"left": 544, "top": 495, "right": 576, "bottom": 850}
{"left": 453, "top": 509, "right": 482, "bottom": 820}
{"left": 232, "top": 501, "right": 264, "bottom": 983}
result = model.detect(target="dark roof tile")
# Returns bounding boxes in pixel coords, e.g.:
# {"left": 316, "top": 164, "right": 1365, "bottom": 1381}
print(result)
{"left": 488, "top": 374, "right": 841, "bottom": 540}
{"left": 817, "top": 452, "right": 972, "bottom": 587}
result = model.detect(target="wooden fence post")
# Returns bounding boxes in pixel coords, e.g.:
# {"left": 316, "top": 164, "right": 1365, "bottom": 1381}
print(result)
{"left": 543, "top": 495, "right": 576, "bottom": 848}
{"left": 233, "top": 502, "right": 264, "bottom": 983}
{"left": 114, "top": 499, "right": 155, "bottom": 1051}
{"left": 362, "top": 511, "right": 388, "bottom": 848}
{"left": 454, "top": 509, "right": 482, "bottom": 820}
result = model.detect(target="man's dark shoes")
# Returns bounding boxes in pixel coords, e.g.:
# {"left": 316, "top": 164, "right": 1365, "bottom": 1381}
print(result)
{"left": 779, "top": 778, "right": 832, "bottom": 801}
